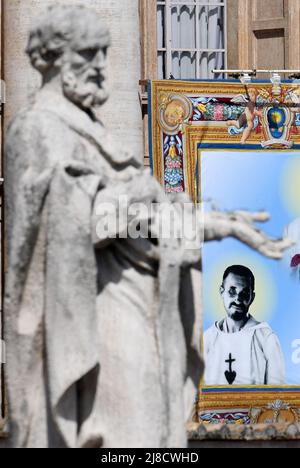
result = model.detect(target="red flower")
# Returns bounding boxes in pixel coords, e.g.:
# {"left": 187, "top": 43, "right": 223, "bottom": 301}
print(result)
{"left": 291, "top": 254, "right": 300, "bottom": 268}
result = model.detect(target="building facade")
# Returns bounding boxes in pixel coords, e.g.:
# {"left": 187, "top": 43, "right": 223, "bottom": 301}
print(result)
{"left": 1, "top": 0, "right": 300, "bottom": 447}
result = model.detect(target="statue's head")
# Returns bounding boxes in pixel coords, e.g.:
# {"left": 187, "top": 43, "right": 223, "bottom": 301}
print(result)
{"left": 26, "top": 5, "right": 111, "bottom": 110}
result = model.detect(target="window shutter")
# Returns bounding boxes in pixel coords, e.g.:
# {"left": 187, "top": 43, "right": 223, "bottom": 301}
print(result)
{"left": 237, "top": 0, "right": 300, "bottom": 74}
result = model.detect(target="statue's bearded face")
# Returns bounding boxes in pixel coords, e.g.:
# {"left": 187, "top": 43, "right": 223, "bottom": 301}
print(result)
{"left": 61, "top": 32, "right": 110, "bottom": 110}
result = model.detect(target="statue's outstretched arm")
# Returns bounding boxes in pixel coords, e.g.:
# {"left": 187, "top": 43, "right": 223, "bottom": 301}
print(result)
{"left": 203, "top": 210, "right": 292, "bottom": 259}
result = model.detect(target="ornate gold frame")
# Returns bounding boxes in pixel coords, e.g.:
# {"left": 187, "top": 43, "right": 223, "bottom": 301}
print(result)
{"left": 150, "top": 80, "right": 300, "bottom": 439}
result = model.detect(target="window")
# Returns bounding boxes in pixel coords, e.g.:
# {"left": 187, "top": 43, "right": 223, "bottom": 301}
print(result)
{"left": 140, "top": 0, "right": 300, "bottom": 82}
{"left": 157, "top": 0, "right": 227, "bottom": 79}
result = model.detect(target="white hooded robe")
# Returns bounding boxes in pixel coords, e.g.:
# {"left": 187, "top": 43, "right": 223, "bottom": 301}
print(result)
{"left": 204, "top": 316, "right": 285, "bottom": 386}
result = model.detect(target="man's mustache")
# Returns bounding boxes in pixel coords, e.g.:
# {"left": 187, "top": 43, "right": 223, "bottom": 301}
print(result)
{"left": 230, "top": 302, "right": 245, "bottom": 309}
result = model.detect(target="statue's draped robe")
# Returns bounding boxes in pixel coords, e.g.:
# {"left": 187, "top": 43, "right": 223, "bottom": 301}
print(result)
{"left": 5, "top": 90, "right": 202, "bottom": 448}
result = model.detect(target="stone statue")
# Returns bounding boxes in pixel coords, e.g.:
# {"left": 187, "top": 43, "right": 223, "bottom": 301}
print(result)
{"left": 4, "top": 5, "right": 290, "bottom": 449}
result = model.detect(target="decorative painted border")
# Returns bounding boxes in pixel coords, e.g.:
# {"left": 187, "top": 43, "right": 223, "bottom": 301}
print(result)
{"left": 187, "top": 421, "right": 300, "bottom": 441}
{"left": 198, "top": 387, "right": 300, "bottom": 411}
{"left": 149, "top": 79, "right": 300, "bottom": 202}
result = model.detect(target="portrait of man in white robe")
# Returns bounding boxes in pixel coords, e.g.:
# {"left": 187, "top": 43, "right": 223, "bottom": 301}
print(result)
{"left": 204, "top": 265, "right": 285, "bottom": 386}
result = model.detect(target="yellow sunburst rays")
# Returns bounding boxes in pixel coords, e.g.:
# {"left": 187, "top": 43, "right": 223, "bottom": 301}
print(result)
{"left": 270, "top": 111, "right": 284, "bottom": 132}
{"left": 281, "top": 157, "right": 300, "bottom": 218}
{"left": 272, "top": 111, "right": 283, "bottom": 125}
{"left": 204, "top": 253, "right": 277, "bottom": 324}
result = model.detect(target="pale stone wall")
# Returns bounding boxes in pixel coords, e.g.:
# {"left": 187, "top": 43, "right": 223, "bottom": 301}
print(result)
{"left": 3, "top": 0, "right": 143, "bottom": 158}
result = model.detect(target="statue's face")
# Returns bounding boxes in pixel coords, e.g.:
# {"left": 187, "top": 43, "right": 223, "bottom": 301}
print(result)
{"left": 220, "top": 273, "right": 255, "bottom": 322}
{"left": 61, "top": 30, "right": 110, "bottom": 110}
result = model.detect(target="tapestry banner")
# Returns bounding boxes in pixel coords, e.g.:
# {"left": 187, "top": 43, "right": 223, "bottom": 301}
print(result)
{"left": 149, "top": 80, "right": 300, "bottom": 427}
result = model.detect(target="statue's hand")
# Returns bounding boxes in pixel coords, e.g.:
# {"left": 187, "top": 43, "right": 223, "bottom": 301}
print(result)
{"left": 204, "top": 210, "right": 293, "bottom": 260}
{"left": 125, "top": 170, "right": 161, "bottom": 205}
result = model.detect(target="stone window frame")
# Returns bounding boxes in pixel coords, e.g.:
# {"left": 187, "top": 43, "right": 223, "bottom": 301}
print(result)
{"left": 139, "top": 0, "right": 230, "bottom": 81}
